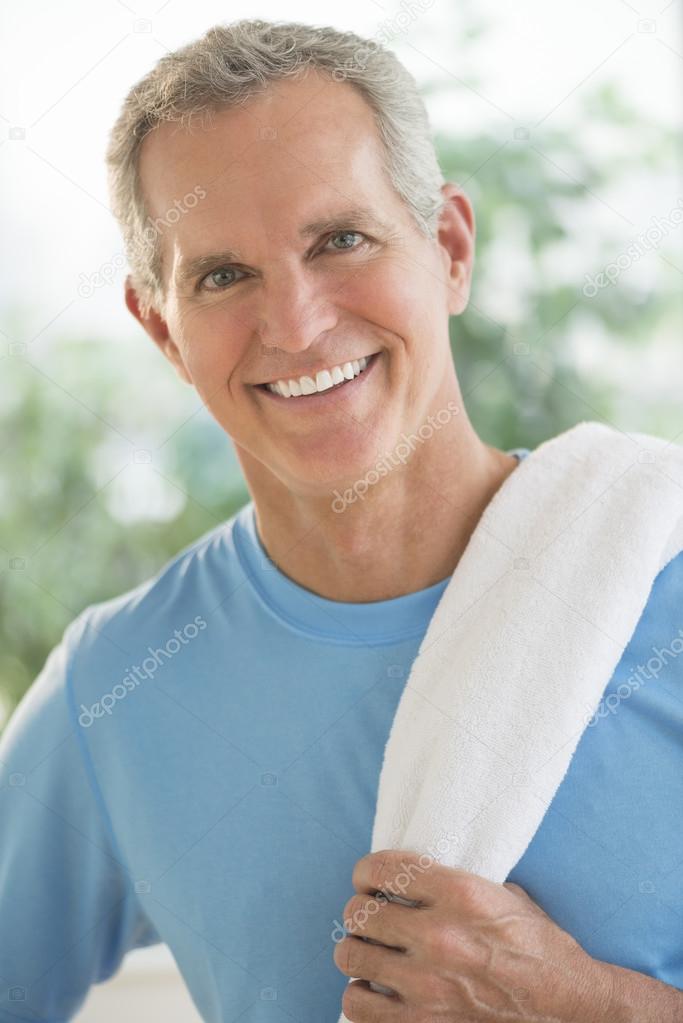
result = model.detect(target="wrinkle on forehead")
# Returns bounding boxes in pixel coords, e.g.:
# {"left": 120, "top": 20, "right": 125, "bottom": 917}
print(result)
{"left": 137, "top": 70, "right": 384, "bottom": 217}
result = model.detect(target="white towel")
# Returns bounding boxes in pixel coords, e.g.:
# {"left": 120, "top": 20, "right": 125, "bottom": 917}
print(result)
{"left": 338, "top": 419, "right": 683, "bottom": 1017}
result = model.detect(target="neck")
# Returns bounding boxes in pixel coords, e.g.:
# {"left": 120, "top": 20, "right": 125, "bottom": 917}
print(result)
{"left": 235, "top": 417, "right": 519, "bottom": 604}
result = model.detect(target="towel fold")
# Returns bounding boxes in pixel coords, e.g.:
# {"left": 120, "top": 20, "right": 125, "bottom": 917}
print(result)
{"left": 338, "top": 420, "right": 683, "bottom": 1018}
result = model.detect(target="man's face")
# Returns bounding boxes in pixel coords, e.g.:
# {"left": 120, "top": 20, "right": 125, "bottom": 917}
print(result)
{"left": 133, "top": 70, "right": 473, "bottom": 495}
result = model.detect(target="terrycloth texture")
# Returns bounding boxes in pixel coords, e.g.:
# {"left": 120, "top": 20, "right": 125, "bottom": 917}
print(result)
{"left": 339, "top": 420, "right": 683, "bottom": 1015}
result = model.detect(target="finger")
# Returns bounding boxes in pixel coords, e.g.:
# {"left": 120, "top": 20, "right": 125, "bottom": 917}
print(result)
{"left": 343, "top": 893, "right": 425, "bottom": 950}
{"left": 334, "top": 934, "right": 407, "bottom": 994}
{"left": 351, "top": 849, "right": 442, "bottom": 905}
{"left": 342, "top": 978, "right": 406, "bottom": 1022}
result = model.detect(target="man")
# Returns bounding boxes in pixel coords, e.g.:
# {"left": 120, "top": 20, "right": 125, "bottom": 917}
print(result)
{"left": 1, "top": 19, "right": 682, "bottom": 1023}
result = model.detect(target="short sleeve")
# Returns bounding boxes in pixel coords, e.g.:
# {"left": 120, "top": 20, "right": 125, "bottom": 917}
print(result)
{"left": 0, "top": 614, "right": 160, "bottom": 1021}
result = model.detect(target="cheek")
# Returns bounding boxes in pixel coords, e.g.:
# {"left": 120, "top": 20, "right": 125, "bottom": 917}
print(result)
{"left": 343, "top": 255, "right": 440, "bottom": 339}
{"left": 177, "top": 307, "right": 248, "bottom": 387}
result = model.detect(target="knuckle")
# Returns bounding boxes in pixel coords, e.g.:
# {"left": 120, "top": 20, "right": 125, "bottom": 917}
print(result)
{"left": 504, "top": 881, "right": 524, "bottom": 895}
{"left": 456, "top": 873, "right": 487, "bottom": 911}
{"left": 368, "top": 849, "right": 394, "bottom": 892}
{"left": 343, "top": 893, "right": 367, "bottom": 930}
{"left": 333, "top": 936, "right": 347, "bottom": 969}
{"left": 334, "top": 936, "right": 363, "bottom": 976}
{"left": 341, "top": 982, "right": 362, "bottom": 1020}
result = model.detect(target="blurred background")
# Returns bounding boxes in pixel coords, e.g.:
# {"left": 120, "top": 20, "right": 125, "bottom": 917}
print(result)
{"left": 1, "top": 0, "right": 682, "bottom": 1018}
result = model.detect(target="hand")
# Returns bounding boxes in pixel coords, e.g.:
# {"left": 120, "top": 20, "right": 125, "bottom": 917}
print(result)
{"left": 333, "top": 849, "right": 614, "bottom": 1022}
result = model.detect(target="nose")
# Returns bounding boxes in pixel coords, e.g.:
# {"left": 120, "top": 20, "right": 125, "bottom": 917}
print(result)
{"left": 256, "top": 263, "right": 339, "bottom": 355}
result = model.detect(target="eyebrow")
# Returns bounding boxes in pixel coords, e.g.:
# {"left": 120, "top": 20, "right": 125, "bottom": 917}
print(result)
{"left": 175, "top": 206, "right": 390, "bottom": 287}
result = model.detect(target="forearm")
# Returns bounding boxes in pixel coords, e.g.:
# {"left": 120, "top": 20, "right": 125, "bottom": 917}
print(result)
{"left": 602, "top": 960, "right": 683, "bottom": 1022}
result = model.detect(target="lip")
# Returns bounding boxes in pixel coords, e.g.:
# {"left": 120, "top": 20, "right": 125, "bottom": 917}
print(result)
{"left": 254, "top": 351, "right": 382, "bottom": 408}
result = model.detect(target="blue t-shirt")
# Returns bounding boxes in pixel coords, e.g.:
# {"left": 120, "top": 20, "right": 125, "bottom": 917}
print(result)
{"left": 1, "top": 447, "right": 682, "bottom": 1022}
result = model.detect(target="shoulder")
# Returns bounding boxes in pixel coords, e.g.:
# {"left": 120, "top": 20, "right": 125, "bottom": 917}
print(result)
{"left": 4, "top": 512, "right": 238, "bottom": 716}
{"left": 74, "top": 509, "right": 245, "bottom": 648}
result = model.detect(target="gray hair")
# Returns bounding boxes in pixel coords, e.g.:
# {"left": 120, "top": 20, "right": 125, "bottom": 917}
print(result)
{"left": 105, "top": 19, "right": 446, "bottom": 317}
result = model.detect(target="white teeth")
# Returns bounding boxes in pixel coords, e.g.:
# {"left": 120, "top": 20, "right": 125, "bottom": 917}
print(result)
{"left": 265, "top": 353, "right": 376, "bottom": 397}
{"left": 315, "top": 369, "right": 334, "bottom": 392}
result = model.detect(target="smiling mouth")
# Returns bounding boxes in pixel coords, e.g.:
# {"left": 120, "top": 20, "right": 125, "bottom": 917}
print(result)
{"left": 255, "top": 352, "right": 380, "bottom": 399}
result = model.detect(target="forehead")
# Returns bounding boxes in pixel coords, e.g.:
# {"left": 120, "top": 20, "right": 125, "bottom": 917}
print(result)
{"left": 137, "top": 70, "right": 410, "bottom": 258}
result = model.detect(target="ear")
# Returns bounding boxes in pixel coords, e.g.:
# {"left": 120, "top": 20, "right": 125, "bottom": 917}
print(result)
{"left": 436, "top": 183, "right": 475, "bottom": 316}
{"left": 124, "top": 276, "right": 193, "bottom": 386}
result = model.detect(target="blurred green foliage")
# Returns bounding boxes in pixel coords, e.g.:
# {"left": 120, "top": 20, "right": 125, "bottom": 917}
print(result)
{"left": 1, "top": 78, "right": 680, "bottom": 728}
{"left": 440, "top": 81, "right": 681, "bottom": 449}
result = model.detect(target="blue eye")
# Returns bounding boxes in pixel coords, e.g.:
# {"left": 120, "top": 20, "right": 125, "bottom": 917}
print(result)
{"left": 200, "top": 266, "right": 246, "bottom": 292}
{"left": 198, "top": 230, "right": 369, "bottom": 292}
{"left": 324, "top": 230, "right": 366, "bottom": 252}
